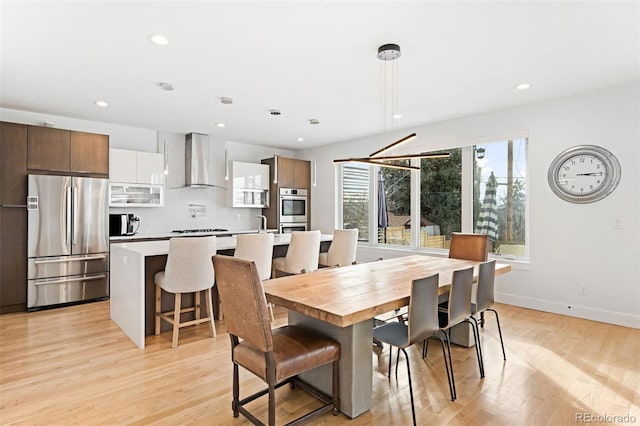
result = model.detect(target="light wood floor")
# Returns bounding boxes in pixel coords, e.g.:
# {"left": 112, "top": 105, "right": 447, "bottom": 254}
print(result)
{"left": 1, "top": 301, "right": 638, "bottom": 425}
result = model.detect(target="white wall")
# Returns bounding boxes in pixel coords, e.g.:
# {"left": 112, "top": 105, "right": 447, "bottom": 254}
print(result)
{"left": 300, "top": 84, "right": 640, "bottom": 329}
{"left": 0, "top": 108, "right": 294, "bottom": 232}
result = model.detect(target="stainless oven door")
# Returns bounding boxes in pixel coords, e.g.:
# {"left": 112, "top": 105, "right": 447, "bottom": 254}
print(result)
{"left": 279, "top": 223, "right": 308, "bottom": 233}
{"left": 279, "top": 195, "right": 307, "bottom": 223}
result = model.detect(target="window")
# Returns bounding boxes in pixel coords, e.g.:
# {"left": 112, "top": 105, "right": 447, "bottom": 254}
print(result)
{"left": 339, "top": 137, "right": 528, "bottom": 259}
{"left": 342, "top": 163, "right": 370, "bottom": 242}
{"left": 473, "top": 139, "right": 527, "bottom": 256}
{"left": 378, "top": 168, "right": 411, "bottom": 246}
{"left": 419, "top": 149, "right": 462, "bottom": 249}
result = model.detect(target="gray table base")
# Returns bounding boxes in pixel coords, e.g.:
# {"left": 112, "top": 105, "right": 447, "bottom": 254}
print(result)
{"left": 288, "top": 311, "right": 373, "bottom": 419}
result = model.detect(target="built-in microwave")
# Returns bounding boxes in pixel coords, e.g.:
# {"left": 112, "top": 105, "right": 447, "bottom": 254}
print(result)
{"left": 279, "top": 223, "right": 308, "bottom": 234}
{"left": 279, "top": 188, "right": 308, "bottom": 224}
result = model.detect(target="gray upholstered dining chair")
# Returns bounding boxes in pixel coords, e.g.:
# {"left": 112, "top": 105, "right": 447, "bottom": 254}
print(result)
{"left": 471, "top": 259, "right": 506, "bottom": 360}
{"left": 154, "top": 236, "right": 217, "bottom": 348}
{"left": 212, "top": 255, "right": 341, "bottom": 426}
{"left": 423, "top": 266, "right": 484, "bottom": 400}
{"left": 372, "top": 274, "right": 453, "bottom": 425}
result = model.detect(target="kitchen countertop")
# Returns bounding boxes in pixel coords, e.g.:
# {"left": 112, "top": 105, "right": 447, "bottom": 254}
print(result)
{"left": 109, "top": 228, "right": 279, "bottom": 242}
{"left": 110, "top": 233, "right": 333, "bottom": 256}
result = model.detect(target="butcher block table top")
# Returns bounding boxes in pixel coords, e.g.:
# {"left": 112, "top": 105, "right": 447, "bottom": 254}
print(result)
{"left": 263, "top": 254, "right": 511, "bottom": 328}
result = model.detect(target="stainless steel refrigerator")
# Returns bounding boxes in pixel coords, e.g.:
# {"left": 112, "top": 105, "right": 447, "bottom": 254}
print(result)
{"left": 27, "top": 174, "right": 109, "bottom": 310}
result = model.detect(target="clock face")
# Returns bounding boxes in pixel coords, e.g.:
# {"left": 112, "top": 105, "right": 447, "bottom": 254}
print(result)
{"left": 548, "top": 145, "right": 621, "bottom": 204}
{"left": 555, "top": 154, "right": 607, "bottom": 196}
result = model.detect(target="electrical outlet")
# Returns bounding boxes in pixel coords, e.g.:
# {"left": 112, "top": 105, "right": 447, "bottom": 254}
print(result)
{"left": 578, "top": 284, "right": 588, "bottom": 296}
{"left": 236, "top": 214, "right": 241, "bottom": 223}
{"left": 612, "top": 218, "right": 623, "bottom": 230}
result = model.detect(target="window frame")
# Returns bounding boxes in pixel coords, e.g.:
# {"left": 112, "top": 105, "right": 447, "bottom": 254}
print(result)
{"left": 338, "top": 136, "right": 530, "bottom": 261}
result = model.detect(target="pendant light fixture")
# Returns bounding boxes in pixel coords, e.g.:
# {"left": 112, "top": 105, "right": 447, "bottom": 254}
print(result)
{"left": 220, "top": 97, "right": 233, "bottom": 181}
{"left": 310, "top": 119, "right": 319, "bottom": 187}
{"left": 333, "top": 43, "right": 449, "bottom": 170}
{"left": 270, "top": 109, "right": 281, "bottom": 184}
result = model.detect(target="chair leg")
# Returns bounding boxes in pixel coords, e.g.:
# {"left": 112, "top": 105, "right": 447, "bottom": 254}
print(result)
{"left": 488, "top": 308, "right": 506, "bottom": 360}
{"left": 205, "top": 287, "right": 216, "bottom": 338}
{"left": 466, "top": 318, "right": 485, "bottom": 378}
{"left": 399, "top": 348, "right": 416, "bottom": 426}
{"left": 395, "top": 348, "right": 401, "bottom": 377}
{"left": 155, "top": 285, "right": 161, "bottom": 335}
{"left": 387, "top": 344, "right": 392, "bottom": 379}
{"left": 480, "top": 310, "right": 485, "bottom": 328}
{"left": 441, "top": 330, "right": 457, "bottom": 400}
{"left": 332, "top": 360, "right": 340, "bottom": 415}
{"left": 232, "top": 363, "right": 240, "bottom": 418}
{"left": 436, "top": 335, "right": 455, "bottom": 401}
{"left": 268, "top": 382, "right": 276, "bottom": 426}
{"left": 195, "top": 290, "right": 201, "bottom": 321}
{"left": 171, "top": 293, "right": 181, "bottom": 348}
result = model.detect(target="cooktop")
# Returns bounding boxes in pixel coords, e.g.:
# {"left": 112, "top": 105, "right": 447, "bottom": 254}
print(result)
{"left": 171, "top": 228, "right": 228, "bottom": 233}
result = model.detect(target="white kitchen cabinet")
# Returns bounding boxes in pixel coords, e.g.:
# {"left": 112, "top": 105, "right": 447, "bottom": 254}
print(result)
{"left": 110, "top": 149, "right": 164, "bottom": 184}
{"left": 109, "top": 149, "right": 164, "bottom": 207}
{"left": 230, "top": 161, "right": 270, "bottom": 208}
{"left": 110, "top": 149, "right": 137, "bottom": 183}
{"left": 136, "top": 151, "right": 164, "bottom": 184}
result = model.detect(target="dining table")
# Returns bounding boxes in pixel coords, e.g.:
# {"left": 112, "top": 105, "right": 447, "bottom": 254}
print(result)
{"left": 262, "top": 254, "right": 511, "bottom": 418}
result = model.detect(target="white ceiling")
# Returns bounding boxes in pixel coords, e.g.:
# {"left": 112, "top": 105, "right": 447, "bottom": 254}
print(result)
{"left": 1, "top": 1, "right": 638, "bottom": 150}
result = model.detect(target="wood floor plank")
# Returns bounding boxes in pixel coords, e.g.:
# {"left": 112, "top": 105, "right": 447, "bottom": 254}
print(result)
{"left": 1, "top": 301, "right": 638, "bottom": 425}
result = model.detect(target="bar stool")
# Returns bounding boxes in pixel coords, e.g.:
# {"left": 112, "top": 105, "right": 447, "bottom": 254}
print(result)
{"left": 234, "top": 232, "right": 275, "bottom": 319}
{"left": 318, "top": 228, "right": 358, "bottom": 267}
{"left": 272, "top": 230, "right": 321, "bottom": 277}
{"left": 154, "top": 236, "right": 217, "bottom": 348}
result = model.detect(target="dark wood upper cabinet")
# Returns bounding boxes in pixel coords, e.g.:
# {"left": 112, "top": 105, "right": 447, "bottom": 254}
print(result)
{"left": 27, "top": 126, "right": 71, "bottom": 172}
{"left": 70, "top": 131, "right": 109, "bottom": 175}
{"left": 27, "top": 126, "right": 109, "bottom": 176}
{"left": 276, "top": 157, "right": 295, "bottom": 188}
{"left": 292, "top": 158, "right": 310, "bottom": 189}
{"left": 0, "top": 122, "right": 28, "bottom": 205}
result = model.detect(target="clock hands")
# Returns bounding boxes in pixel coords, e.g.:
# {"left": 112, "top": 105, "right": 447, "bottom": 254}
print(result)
{"left": 576, "top": 172, "right": 600, "bottom": 176}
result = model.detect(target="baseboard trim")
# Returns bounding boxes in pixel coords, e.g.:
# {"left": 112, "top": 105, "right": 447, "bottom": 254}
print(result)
{"left": 496, "top": 292, "right": 640, "bottom": 329}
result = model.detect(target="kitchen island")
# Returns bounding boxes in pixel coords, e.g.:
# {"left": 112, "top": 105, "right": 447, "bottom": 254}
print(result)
{"left": 110, "top": 233, "right": 332, "bottom": 348}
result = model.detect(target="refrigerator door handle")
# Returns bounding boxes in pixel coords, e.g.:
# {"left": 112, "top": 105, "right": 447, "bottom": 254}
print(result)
{"left": 33, "top": 274, "right": 107, "bottom": 286}
{"left": 72, "top": 186, "right": 78, "bottom": 246}
{"left": 66, "top": 186, "right": 72, "bottom": 246}
{"left": 33, "top": 255, "right": 107, "bottom": 265}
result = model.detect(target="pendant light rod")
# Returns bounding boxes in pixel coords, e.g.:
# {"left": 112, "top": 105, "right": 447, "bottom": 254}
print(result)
{"left": 333, "top": 157, "right": 420, "bottom": 171}
{"left": 365, "top": 152, "right": 450, "bottom": 161}
{"left": 369, "top": 133, "right": 417, "bottom": 158}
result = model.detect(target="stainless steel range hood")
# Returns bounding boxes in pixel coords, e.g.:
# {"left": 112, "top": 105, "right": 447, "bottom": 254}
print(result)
{"left": 185, "top": 133, "right": 225, "bottom": 189}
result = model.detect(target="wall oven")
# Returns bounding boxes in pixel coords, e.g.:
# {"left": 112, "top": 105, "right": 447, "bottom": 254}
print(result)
{"left": 279, "top": 223, "right": 308, "bottom": 234}
{"left": 279, "top": 188, "right": 308, "bottom": 224}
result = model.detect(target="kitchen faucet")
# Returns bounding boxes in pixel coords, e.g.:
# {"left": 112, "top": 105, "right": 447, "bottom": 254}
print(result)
{"left": 257, "top": 215, "right": 267, "bottom": 233}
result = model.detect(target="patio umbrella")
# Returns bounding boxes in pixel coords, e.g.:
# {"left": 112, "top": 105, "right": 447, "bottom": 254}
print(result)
{"left": 475, "top": 171, "right": 499, "bottom": 241}
{"left": 378, "top": 172, "right": 388, "bottom": 242}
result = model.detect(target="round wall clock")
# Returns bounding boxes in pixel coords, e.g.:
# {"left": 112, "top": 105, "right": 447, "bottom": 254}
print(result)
{"left": 547, "top": 145, "right": 621, "bottom": 204}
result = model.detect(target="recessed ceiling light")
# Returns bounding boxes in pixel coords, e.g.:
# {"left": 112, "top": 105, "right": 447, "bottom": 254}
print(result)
{"left": 94, "top": 100, "right": 108, "bottom": 107}
{"left": 159, "top": 82, "right": 174, "bottom": 91}
{"left": 216, "top": 123, "right": 225, "bottom": 128}
{"left": 392, "top": 113, "right": 402, "bottom": 119}
{"left": 297, "top": 137, "right": 304, "bottom": 142}
{"left": 149, "top": 34, "right": 169, "bottom": 46}
{"left": 515, "top": 83, "right": 531, "bottom": 91}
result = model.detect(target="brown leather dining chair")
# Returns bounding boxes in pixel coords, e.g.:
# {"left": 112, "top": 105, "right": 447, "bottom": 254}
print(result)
{"left": 212, "top": 255, "right": 341, "bottom": 426}
{"left": 448, "top": 232, "right": 489, "bottom": 261}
